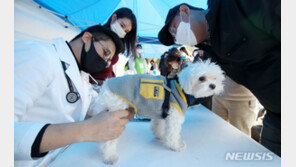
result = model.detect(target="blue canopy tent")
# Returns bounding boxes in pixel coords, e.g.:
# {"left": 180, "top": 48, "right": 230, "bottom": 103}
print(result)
{"left": 33, "top": 0, "right": 208, "bottom": 58}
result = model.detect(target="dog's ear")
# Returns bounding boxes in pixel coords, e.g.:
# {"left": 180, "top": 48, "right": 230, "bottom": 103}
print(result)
{"left": 178, "top": 62, "right": 199, "bottom": 94}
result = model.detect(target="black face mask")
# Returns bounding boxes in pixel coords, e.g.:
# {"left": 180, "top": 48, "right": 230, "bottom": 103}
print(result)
{"left": 80, "top": 39, "right": 107, "bottom": 73}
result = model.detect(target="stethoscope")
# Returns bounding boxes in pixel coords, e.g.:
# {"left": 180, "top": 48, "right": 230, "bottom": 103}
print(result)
{"left": 61, "top": 61, "right": 100, "bottom": 103}
{"left": 61, "top": 61, "right": 80, "bottom": 103}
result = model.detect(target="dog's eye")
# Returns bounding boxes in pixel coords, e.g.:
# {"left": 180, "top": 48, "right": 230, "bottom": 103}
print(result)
{"left": 199, "top": 76, "right": 205, "bottom": 82}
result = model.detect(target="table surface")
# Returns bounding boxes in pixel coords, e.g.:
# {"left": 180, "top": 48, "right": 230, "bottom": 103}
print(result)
{"left": 50, "top": 105, "right": 281, "bottom": 167}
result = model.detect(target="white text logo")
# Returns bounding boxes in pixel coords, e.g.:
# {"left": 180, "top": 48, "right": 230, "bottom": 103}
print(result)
{"left": 225, "top": 152, "right": 274, "bottom": 161}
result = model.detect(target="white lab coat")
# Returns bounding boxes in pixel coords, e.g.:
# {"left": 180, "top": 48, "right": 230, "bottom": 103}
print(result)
{"left": 14, "top": 38, "right": 100, "bottom": 166}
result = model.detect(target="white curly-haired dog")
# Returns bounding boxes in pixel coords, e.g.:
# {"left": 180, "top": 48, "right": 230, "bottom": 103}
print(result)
{"left": 90, "top": 60, "right": 225, "bottom": 165}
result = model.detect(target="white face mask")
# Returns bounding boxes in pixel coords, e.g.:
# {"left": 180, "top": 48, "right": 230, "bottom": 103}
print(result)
{"left": 111, "top": 20, "right": 126, "bottom": 38}
{"left": 175, "top": 13, "right": 197, "bottom": 46}
{"left": 137, "top": 49, "right": 143, "bottom": 54}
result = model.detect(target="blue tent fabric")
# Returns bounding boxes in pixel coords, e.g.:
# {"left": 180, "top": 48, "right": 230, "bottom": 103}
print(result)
{"left": 33, "top": 0, "right": 207, "bottom": 58}
{"left": 138, "top": 36, "right": 162, "bottom": 45}
{"left": 34, "top": 0, "right": 208, "bottom": 41}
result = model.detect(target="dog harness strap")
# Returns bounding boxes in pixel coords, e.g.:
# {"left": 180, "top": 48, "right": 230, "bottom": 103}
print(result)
{"left": 175, "top": 77, "right": 190, "bottom": 104}
{"left": 162, "top": 78, "right": 172, "bottom": 118}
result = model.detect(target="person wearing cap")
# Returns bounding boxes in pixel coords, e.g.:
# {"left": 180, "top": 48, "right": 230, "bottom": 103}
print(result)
{"left": 158, "top": 1, "right": 281, "bottom": 156}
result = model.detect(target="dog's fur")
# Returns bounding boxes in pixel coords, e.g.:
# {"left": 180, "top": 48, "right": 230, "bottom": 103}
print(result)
{"left": 91, "top": 60, "right": 225, "bottom": 165}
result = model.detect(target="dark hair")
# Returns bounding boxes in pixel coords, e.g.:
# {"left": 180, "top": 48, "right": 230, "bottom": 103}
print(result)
{"left": 71, "top": 25, "right": 124, "bottom": 56}
{"left": 179, "top": 47, "right": 186, "bottom": 51}
{"left": 103, "top": 8, "right": 137, "bottom": 57}
{"left": 166, "top": 47, "right": 181, "bottom": 63}
{"left": 161, "top": 51, "right": 169, "bottom": 58}
{"left": 193, "top": 49, "right": 200, "bottom": 52}
{"left": 179, "top": 46, "right": 190, "bottom": 56}
{"left": 136, "top": 44, "right": 142, "bottom": 48}
{"left": 168, "top": 47, "right": 181, "bottom": 58}
{"left": 191, "top": 49, "right": 198, "bottom": 55}
{"left": 150, "top": 60, "right": 155, "bottom": 63}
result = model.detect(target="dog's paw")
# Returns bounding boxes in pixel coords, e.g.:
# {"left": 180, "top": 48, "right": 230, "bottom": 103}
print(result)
{"left": 150, "top": 120, "right": 165, "bottom": 140}
{"left": 103, "top": 154, "right": 119, "bottom": 165}
{"left": 153, "top": 131, "right": 164, "bottom": 140}
{"left": 155, "top": 135, "right": 164, "bottom": 140}
{"left": 167, "top": 140, "right": 187, "bottom": 152}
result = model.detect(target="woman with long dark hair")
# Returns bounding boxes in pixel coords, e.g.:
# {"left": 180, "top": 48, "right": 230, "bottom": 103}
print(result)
{"left": 165, "top": 47, "right": 182, "bottom": 79}
{"left": 91, "top": 8, "right": 137, "bottom": 84}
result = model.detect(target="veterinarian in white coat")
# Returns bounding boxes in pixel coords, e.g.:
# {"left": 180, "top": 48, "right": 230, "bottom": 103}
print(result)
{"left": 14, "top": 25, "right": 133, "bottom": 167}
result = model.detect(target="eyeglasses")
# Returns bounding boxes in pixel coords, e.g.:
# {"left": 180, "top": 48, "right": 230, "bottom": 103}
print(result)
{"left": 93, "top": 38, "right": 112, "bottom": 67}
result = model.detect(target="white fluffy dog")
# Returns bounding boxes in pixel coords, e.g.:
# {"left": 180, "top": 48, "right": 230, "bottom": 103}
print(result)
{"left": 91, "top": 60, "right": 225, "bottom": 165}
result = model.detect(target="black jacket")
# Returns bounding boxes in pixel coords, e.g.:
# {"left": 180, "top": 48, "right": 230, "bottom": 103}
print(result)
{"left": 197, "top": 0, "right": 281, "bottom": 114}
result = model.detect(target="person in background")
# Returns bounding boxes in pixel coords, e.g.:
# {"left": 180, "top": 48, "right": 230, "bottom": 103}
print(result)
{"left": 155, "top": 57, "right": 161, "bottom": 68}
{"left": 212, "top": 76, "right": 258, "bottom": 136}
{"left": 178, "top": 47, "right": 194, "bottom": 76}
{"left": 150, "top": 60, "right": 156, "bottom": 71}
{"left": 192, "top": 49, "right": 199, "bottom": 57}
{"left": 91, "top": 8, "right": 137, "bottom": 84}
{"left": 159, "top": 51, "right": 169, "bottom": 76}
{"left": 192, "top": 49, "right": 205, "bottom": 61}
{"left": 145, "top": 58, "right": 151, "bottom": 71}
{"left": 148, "top": 59, "right": 160, "bottom": 75}
{"left": 165, "top": 47, "right": 182, "bottom": 79}
{"left": 179, "top": 46, "right": 194, "bottom": 61}
{"left": 128, "top": 44, "right": 148, "bottom": 74}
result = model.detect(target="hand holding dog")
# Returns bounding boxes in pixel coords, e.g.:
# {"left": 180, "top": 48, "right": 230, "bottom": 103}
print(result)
{"left": 38, "top": 109, "right": 134, "bottom": 154}
{"left": 82, "top": 109, "right": 134, "bottom": 142}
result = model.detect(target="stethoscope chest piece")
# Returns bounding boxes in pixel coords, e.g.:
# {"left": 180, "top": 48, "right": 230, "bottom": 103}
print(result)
{"left": 61, "top": 61, "right": 81, "bottom": 103}
{"left": 66, "top": 92, "right": 80, "bottom": 103}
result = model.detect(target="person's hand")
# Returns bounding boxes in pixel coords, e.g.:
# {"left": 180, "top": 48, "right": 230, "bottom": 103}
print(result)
{"left": 125, "top": 107, "right": 135, "bottom": 120}
{"left": 81, "top": 109, "right": 132, "bottom": 142}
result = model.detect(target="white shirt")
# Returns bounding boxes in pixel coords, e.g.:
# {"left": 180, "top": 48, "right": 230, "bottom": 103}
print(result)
{"left": 128, "top": 55, "right": 148, "bottom": 74}
{"left": 128, "top": 55, "right": 137, "bottom": 74}
{"left": 14, "top": 38, "right": 100, "bottom": 166}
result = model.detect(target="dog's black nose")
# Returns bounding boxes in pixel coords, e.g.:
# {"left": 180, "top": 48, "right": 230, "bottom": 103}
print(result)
{"left": 209, "top": 84, "right": 216, "bottom": 90}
